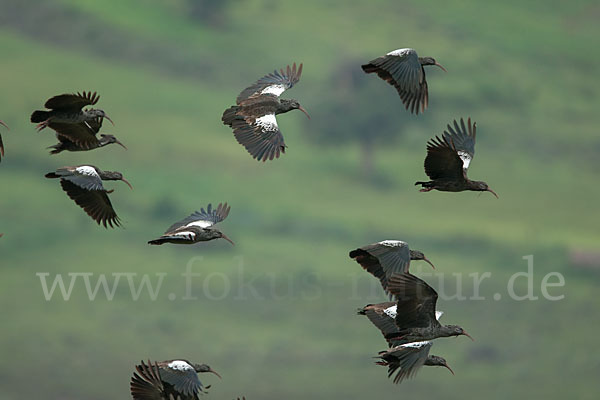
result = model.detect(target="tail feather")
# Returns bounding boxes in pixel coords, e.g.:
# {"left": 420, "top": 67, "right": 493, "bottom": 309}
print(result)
{"left": 47, "top": 144, "right": 63, "bottom": 154}
{"left": 221, "top": 106, "right": 240, "bottom": 127}
{"left": 31, "top": 110, "right": 51, "bottom": 123}
{"left": 45, "top": 172, "right": 60, "bottom": 179}
{"left": 148, "top": 238, "right": 165, "bottom": 245}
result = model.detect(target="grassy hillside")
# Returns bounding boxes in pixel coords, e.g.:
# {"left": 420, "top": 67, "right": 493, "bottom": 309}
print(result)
{"left": 1, "top": 0, "right": 599, "bottom": 399}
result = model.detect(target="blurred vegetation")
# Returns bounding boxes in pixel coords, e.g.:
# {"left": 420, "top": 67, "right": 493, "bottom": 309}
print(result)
{"left": 0, "top": 0, "right": 599, "bottom": 399}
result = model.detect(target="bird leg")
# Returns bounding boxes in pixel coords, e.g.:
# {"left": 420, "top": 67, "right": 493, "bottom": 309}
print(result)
{"left": 35, "top": 120, "right": 50, "bottom": 131}
{"left": 419, "top": 188, "right": 433, "bottom": 192}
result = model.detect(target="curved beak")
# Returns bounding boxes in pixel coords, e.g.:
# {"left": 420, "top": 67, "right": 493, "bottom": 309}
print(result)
{"left": 487, "top": 188, "right": 499, "bottom": 199}
{"left": 120, "top": 177, "right": 133, "bottom": 190}
{"left": 298, "top": 106, "right": 310, "bottom": 119}
{"left": 115, "top": 139, "right": 128, "bottom": 150}
{"left": 462, "top": 331, "right": 475, "bottom": 341}
{"left": 434, "top": 62, "right": 447, "bottom": 72}
{"left": 221, "top": 233, "right": 235, "bottom": 246}
{"left": 443, "top": 363, "right": 455, "bottom": 375}
{"left": 208, "top": 368, "right": 222, "bottom": 379}
{"left": 104, "top": 115, "right": 115, "bottom": 126}
{"left": 423, "top": 256, "right": 436, "bottom": 270}
{"left": 0, "top": 120, "right": 8, "bottom": 129}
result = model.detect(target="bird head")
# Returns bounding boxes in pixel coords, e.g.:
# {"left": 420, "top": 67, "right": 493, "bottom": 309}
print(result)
{"left": 419, "top": 57, "right": 447, "bottom": 72}
{"left": 193, "top": 364, "right": 222, "bottom": 379}
{"left": 88, "top": 109, "right": 115, "bottom": 126}
{"left": 446, "top": 325, "right": 474, "bottom": 340}
{"left": 103, "top": 171, "right": 133, "bottom": 189}
{"left": 409, "top": 250, "right": 435, "bottom": 269}
{"left": 281, "top": 99, "right": 310, "bottom": 119}
{"left": 472, "top": 180, "right": 498, "bottom": 198}
{"left": 100, "top": 134, "right": 127, "bottom": 150}
{"left": 425, "top": 356, "right": 455, "bottom": 375}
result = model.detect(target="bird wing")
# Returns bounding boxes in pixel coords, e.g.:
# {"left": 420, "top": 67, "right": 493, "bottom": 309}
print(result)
{"left": 362, "top": 48, "right": 428, "bottom": 114}
{"left": 423, "top": 134, "right": 465, "bottom": 181}
{"left": 48, "top": 117, "right": 103, "bottom": 149}
{"left": 231, "top": 114, "right": 286, "bottom": 162}
{"left": 165, "top": 203, "right": 230, "bottom": 233}
{"left": 380, "top": 341, "right": 433, "bottom": 384}
{"left": 0, "top": 134, "right": 4, "bottom": 161}
{"left": 236, "top": 63, "right": 303, "bottom": 103}
{"left": 159, "top": 362, "right": 204, "bottom": 398}
{"left": 441, "top": 117, "right": 476, "bottom": 173}
{"left": 59, "top": 179, "right": 121, "bottom": 228}
{"left": 54, "top": 166, "right": 105, "bottom": 191}
{"left": 349, "top": 240, "right": 410, "bottom": 292}
{"left": 360, "top": 303, "right": 403, "bottom": 346}
{"left": 44, "top": 91, "right": 100, "bottom": 111}
{"left": 387, "top": 273, "right": 439, "bottom": 329}
{"left": 131, "top": 360, "right": 165, "bottom": 400}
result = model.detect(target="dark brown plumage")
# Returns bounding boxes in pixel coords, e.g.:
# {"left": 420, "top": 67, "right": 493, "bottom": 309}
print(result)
{"left": 46, "top": 116, "right": 126, "bottom": 154}
{"left": 362, "top": 48, "right": 445, "bottom": 114}
{"left": 130, "top": 359, "right": 221, "bottom": 400}
{"left": 45, "top": 165, "right": 132, "bottom": 228}
{"left": 0, "top": 119, "right": 7, "bottom": 162}
{"left": 31, "top": 91, "right": 114, "bottom": 132}
{"left": 222, "top": 63, "right": 309, "bottom": 161}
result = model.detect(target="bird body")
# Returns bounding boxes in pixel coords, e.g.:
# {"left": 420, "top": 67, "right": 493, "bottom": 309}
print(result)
{"left": 31, "top": 91, "right": 113, "bottom": 131}
{"left": 362, "top": 48, "right": 445, "bottom": 114}
{"left": 0, "top": 119, "right": 8, "bottom": 162}
{"left": 148, "top": 203, "right": 233, "bottom": 246}
{"left": 222, "top": 63, "right": 309, "bottom": 161}
{"left": 45, "top": 165, "right": 131, "bottom": 228}
{"left": 415, "top": 117, "right": 497, "bottom": 197}
{"left": 46, "top": 115, "right": 126, "bottom": 154}
{"left": 131, "top": 359, "right": 220, "bottom": 400}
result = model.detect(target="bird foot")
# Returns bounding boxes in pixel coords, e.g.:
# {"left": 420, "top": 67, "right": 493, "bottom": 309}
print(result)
{"left": 35, "top": 120, "right": 50, "bottom": 131}
{"left": 419, "top": 188, "right": 433, "bottom": 192}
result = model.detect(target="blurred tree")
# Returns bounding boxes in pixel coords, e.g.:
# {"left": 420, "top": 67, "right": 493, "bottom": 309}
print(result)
{"left": 187, "top": 0, "right": 231, "bottom": 28}
{"left": 306, "top": 58, "right": 412, "bottom": 177}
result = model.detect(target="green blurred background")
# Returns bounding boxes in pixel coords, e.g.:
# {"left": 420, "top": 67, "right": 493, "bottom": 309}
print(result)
{"left": 1, "top": 0, "right": 599, "bottom": 398}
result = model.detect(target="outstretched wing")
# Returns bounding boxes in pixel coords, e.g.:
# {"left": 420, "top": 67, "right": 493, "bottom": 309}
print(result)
{"left": 159, "top": 362, "right": 205, "bottom": 398}
{"left": 349, "top": 240, "right": 410, "bottom": 292}
{"left": 423, "top": 134, "right": 465, "bottom": 181}
{"left": 165, "top": 203, "right": 230, "bottom": 233}
{"left": 131, "top": 360, "right": 165, "bottom": 400}
{"left": 49, "top": 117, "right": 103, "bottom": 149}
{"left": 236, "top": 63, "right": 303, "bottom": 103}
{"left": 44, "top": 91, "right": 100, "bottom": 111}
{"left": 387, "top": 273, "right": 439, "bottom": 330}
{"left": 362, "top": 49, "right": 428, "bottom": 114}
{"left": 231, "top": 114, "right": 286, "bottom": 162}
{"left": 359, "top": 302, "right": 403, "bottom": 346}
{"left": 379, "top": 341, "right": 433, "bottom": 384}
{"left": 441, "top": 117, "right": 476, "bottom": 174}
{"left": 59, "top": 180, "right": 121, "bottom": 228}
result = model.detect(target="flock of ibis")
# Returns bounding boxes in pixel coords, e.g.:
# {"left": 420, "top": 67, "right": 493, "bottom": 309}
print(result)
{"left": 0, "top": 46, "right": 499, "bottom": 398}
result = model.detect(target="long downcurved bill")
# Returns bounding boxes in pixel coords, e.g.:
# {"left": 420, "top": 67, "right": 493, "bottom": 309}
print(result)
{"left": 443, "top": 363, "right": 455, "bottom": 375}
{"left": 487, "top": 188, "right": 499, "bottom": 198}
{"left": 116, "top": 140, "right": 127, "bottom": 150}
{"left": 208, "top": 368, "right": 222, "bottom": 379}
{"left": 434, "top": 62, "right": 447, "bottom": 72}
{"left": 0, "top": 120, "right": 8, "bottom": 129}
{"left": 462, "top": 331, "right": 474, "bottom": 341}
{"left": 298, "top": 106, "right": 310, "bottom": 119}
{"left": 120, "top": 177, "right": 133, "bottom": 190}
{"left": 221, "top": 233, "right": 235, "bottom": 246}
{"left": 104, "top": 115, "right": 115, "bottom": 126}
{"left": 423, "top": 256, "right": 436, "bottom": 270}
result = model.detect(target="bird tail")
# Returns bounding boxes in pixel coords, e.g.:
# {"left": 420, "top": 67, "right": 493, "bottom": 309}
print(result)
{"left": 47, "top": 144, "right": 63, "bottom": 154}
{"left": 414, "top": 181, "right": 432, "bottom": 188}
{"left": 30, "top": 110, "right": 51, "bottom": 123}
{"left": 147, "top": 238, "right": 166, "bottom": 245}
{"left": 221, "top": 106, "right": 240, "bottom": 127}
{"left": 44, "top": 172, "right": 60, "bottom": 179}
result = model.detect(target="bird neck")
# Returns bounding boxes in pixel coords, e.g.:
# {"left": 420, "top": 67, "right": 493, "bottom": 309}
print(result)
{"left": 277, "top": 99, "right": 296, "bottom": 114}
{"left": 99, "top": 171, "right": 120, "bottom": 180}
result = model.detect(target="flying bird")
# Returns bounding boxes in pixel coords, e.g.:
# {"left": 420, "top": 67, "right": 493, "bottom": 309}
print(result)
{"left": 362, "top": 48, "right": 446, "bottom": 114}
{"left": 415, "top": 117, "right": 497, "bottom": 197}
{"left": 30, "top": 91, "right": 114, "bottom": 132}
{"left": 222, "top": 63, "right": 309, "bottom": 161}
{"left": 349, "top": 240, "right": 435, "bottom": 294}
{"left": 46, "top": 115, "right": 126, "bottom": 154}
{"left": 0, "top": 119, "right": 8, "bottom": 162}
{"left": 45, "top": 165, "right": 132, "bottom": 228}
{"left": 131, "top": 359, "right": 221, "bottom": 400}
{"left": 383, "top": 273, "right": 473, "bottom": 343}
{"left": 148, "top": 203, "right": 233, "bottom": 245}
{"left": 358, "top": 303, "right": 453, "bottom": 383}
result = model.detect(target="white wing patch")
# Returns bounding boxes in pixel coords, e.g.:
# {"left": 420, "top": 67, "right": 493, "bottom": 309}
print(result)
{"left": 458, "top": 150, "right": 472, "bottom": 170}
{"left": 168, "top": 360, "right": 194, "bottom": 371}
{"left": 379, "top": 240, "right": 406, "bottom": 248}
{"left": 435, "top": 310, "right": 444, "bottom": 321}
{"left": 383, "top": 304, "right": 397, "bottom": 319}
{"left": 184, "top": 220, "right": 213, "bottom": 229}
{"left": 254, "top": 114, "right": 279, "bottom": 132}
{"left": 401, "top": 340, "right": 432, "bottom": 349}
{"left": 172, "top": 231, "right": 196, "bottom": 238}
{"left": 387, "top": 48, "right": 416, "bottom": 57}
{"left": 260, "top": 84, "right": 286, "bottom": 97}
{"left": 63, "top": 166, "right": 104, "bottom": 191}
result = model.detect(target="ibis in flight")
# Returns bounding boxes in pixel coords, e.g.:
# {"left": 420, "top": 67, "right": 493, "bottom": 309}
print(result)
{"left": 148, "top": 202, "right": 234, "bottom": 246}
{"left": 30, "top": 91, "right": 114, "bottom": 132}
{"left": 349, "top": 240, "right": 435, "bottom": 294}
{"left": 382, "top": 273, "right": 473, "bottom": 343}
{"left": 222, "top": 63, "right": 309, "bottom": 161}
{"left": 358, "top": 303, "right": 453, "bottom": 383}
{"left": 45, "top": 165, "right": 132, "bottom": 228}
{"left": 130, "top": 359, "right": 221, "bottom": 400}
{"left": 415, "top": 117, "right": 498, "bottom": 197}
{"left": 0, "top": 119, "right": 7, "bottom": 162}
{"left": 362, "top": 48, "right": 446, "bottom": 114}
{"left": 46, "top": 115, "right": 126, "bottom": 154}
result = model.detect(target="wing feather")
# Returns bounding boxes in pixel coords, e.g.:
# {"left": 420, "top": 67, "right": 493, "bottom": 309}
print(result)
{"left": 236, "top": 63, "right": 303, "bottom": 103}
